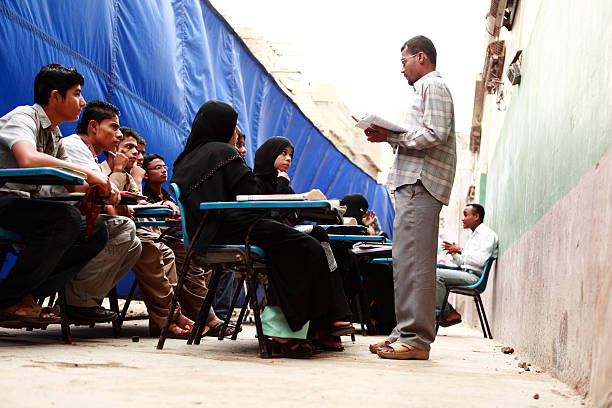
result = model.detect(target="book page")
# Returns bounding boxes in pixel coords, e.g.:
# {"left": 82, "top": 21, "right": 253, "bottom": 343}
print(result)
{"left": 52, "top": 166, "right": 88, "bottom": 179}
{"left": 354, "top": 113, "right": 408, "bottom": 133}
{"left": 236, "top": 193, "right": 307, "bottom": 201}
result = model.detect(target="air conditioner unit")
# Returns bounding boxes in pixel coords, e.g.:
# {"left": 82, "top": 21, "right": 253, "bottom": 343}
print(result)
{"left": 485, "top": 40, "right": 506, "bottom": 94}
{"left": 506, "top": 50, "right": 523, "bottom": 85}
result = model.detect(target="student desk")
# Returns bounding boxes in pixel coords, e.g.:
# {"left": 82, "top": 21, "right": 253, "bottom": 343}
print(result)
{"left": 0, "top": 167, "right": 85, "bottom": 187}
{"left": 132, "top": 206, "right": 179, "bottom": 228}
{"left": 158, "top": 199, "right": 343, "bottom": 356}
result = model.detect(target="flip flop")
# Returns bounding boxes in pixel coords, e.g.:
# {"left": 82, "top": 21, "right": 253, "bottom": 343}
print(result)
{"left": 205, "top": 321, "right": 240, "bottom": 337}
{"left": 329, "top": 324, "right": 355, "bottom": 337}
{"left": 0, "top": 319, "right": 49, "bottom": 330}
{"left": 313, "top": 340, "right": 345, "bottom": 352}
{"left": 376, "top": 341, "right": 429, "bottom": 360}
{"left": 439, "top": 317, "right": 461, "bottom": 327}
{"left": 150, "top": 326, "right": 205, "bottom": 339}
{"left": 268, "top": 339, "right": 313, "bottom": 359}
{"left": 0, "top": 310, "right": 61, "bottom": 325}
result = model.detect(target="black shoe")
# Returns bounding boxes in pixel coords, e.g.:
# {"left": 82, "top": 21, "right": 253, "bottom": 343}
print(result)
{"left": 65, "top": 305, "right": 117, "bottom": 324}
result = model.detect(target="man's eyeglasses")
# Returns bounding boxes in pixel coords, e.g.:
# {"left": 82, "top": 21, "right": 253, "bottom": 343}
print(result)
{"left": 401, "top": 53, "right": 419, "bottom": 65}
{"left": 147, "top": 165, "right": 168, "bottom": 171}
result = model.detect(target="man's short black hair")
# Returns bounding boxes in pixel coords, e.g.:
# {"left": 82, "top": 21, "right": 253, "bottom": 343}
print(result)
{"left": 76, "top": 100, "right": 120, "bottom": 135}
{"left": 33, "top": 63, "right": 84, "bottom": 106}
{"left": 119, "top": 126, "right": 145, "bottom": 145}
{"left": 468, "top": 203, "right": 485, "bottom": 222}
{"left": 401, "top": 35, "right": 437, "bottom": 67}
{"left": 134, "top": 133, "right": 146, "bottom": 146}
{"left": 142, "top": 153, "right": 165, "bottom": 171}
{"left": 237, "top": 131, "right": 245, "bottom": 141}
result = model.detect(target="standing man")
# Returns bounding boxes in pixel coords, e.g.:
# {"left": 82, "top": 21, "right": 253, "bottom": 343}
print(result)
{"left": 363, "top": 36, "right": 456, "bottom": 360}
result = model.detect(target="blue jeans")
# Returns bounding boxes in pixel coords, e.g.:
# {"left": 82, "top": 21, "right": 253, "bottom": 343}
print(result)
{"left": 0, "top": 195, "right": 108, "bottom": 309}
{"left": 212, "top": 269, "right": 234, "bottom": 320}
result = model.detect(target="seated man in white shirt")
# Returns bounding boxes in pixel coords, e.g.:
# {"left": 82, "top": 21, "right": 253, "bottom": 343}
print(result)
{"left": 57, "top": 101, "right": 142, "bottom": 323}
{"left": 437, "top": 204, "right": 498, "bottom": 327}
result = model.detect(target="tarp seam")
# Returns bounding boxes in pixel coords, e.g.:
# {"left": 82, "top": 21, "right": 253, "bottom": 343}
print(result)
{"left": 0, "top": 3, "right": 185, "bottom": 135}
{"left": 106, "top": 0, "right": 120, "bottom": 102}
{"left": 179, "top": 0, "right": 189, "bottom": 133}
{"left": 0, "top": 4, "right": 112, "bottom": 83}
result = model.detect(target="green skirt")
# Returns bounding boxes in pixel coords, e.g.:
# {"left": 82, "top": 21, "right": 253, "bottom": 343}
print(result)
{"left": 261, "top": 306, "right": 309, "bottom": 339}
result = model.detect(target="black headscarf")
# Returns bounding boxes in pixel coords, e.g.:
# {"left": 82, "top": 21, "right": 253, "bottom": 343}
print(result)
{"left": 170, "top": 100, "right": 252, "bottom": 253}
{"left": 340, "top": 194, "right": 369, "bottom": 224}
{"left": 253, "top": 136, "right": 293, "bottom": 177}
{"left": 253, "top": 136, "right": 294, "bottom": 194}
{"left": 172, "top": 100, "right": 242, "bottom": 197}
{"left": 174, "top": 100, "right": 239, "bottom": 167}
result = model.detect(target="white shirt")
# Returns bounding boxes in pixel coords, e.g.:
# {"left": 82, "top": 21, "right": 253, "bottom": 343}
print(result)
{"left": 452, "top": 223, "right": 498, "bottom": 274}
{"left": 61, "top": 134, "right": 100, "bottom": 171}
{"left": 41, "top": 134, "right": 100, "bottom": 197}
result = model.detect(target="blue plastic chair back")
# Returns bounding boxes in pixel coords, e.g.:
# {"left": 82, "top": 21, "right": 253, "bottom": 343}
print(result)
{"left": 460, "top": 256, "right": 496, "bottom": 293}
{"left": 169, "top": 183, "right": 190, "bottom": 250}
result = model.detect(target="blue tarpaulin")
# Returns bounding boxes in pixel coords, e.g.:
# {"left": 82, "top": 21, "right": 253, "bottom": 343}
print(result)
{"left": 0, "top": 1, "right": 394, "bottom": 291}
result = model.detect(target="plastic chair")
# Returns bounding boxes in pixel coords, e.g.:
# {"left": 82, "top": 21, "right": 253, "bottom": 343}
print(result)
{"left": 435, "top": 256, "right": 496, "bottom": 339}
{"left": 157, "top": 183, "right": 270, "bottom": 356}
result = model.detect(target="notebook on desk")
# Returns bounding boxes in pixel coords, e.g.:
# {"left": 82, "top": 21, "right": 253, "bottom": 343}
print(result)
{"left": 52, "top": 166, "right": 87, "bottom": 180}
{"left": 236, "top": 193, "right": 307, "bottom": 201}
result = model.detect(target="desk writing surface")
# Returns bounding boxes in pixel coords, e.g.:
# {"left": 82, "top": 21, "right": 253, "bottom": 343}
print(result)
{"left": 199, "top": 200, "right": 330, "bottom": 210}
{"left": 327, "top": 235, "right": 386, "bottom": 242}
{"left": 0, "top": 167, "right": 85, "bottom": 186}
{"left": 133, "top": 207, "right": 173, "bottom": 218}
{"left": 199, "top": 200, "right": 343, "bottom": 224}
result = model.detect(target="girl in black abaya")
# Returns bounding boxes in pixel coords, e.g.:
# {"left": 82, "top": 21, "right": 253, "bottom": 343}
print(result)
{"left": 171, "top": 101, "right": 342, "bottom": 357}
{"left": 253, "top": 136, "right": 357, "bottom": 351}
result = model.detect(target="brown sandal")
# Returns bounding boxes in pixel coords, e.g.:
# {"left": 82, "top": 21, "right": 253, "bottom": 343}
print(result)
{"left": 369, "top": 340, "right": 391, "bottom": 354}
{"left": 376, "top": 341, "right": 429, "bottom": 360}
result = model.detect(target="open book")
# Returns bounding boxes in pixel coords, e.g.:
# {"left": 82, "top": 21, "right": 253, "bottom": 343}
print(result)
{"left": 131, "top": 204, "right": 170, "bottom": 210}
{"left": 52, "top": 166, "right": 88, "bottom": 180}
{"left": 354, "top": 113, "right": 408, "bottom": 134}
{"left": 236, "top": 193, "right": 307, "bottom": 201}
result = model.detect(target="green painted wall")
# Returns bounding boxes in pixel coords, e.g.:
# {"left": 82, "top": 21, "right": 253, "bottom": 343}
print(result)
{"left": 479, "top": 173, "right": 487, "bottom": 204}
{"left": 485, "top": 0, "right": 612, "bottom": 253}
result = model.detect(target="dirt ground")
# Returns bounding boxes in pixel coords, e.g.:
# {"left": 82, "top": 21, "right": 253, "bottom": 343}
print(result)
{"left": 0, "top": 309, "right": 587, "bottom": 408}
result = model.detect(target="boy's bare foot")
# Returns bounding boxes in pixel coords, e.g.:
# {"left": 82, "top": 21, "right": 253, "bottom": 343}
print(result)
{"left": 174, "top": 313, "right": 193, "bottom": 332}
{"left": 0, "top": 294, "right": 58, "bottom": 320}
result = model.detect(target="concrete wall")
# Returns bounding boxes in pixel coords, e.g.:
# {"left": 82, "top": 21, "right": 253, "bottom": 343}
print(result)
{"left": 482, "top": 149, "right": 612, "bottom": 403}
{"left": 470, "top": 0, "right": 612, "bottom": 404}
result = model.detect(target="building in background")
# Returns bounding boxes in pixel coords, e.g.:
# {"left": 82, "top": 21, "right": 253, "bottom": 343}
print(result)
{"left": 235, "top": 26, "right": 389, "bottom": 181}
{"left": 456, "top": 0, "right": 612, "bottom": 404}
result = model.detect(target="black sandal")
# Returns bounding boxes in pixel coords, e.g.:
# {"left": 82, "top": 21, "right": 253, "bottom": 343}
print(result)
{"left": 268, "top": 339, "right": 313, "bottom": 358}
{"left": 205, "top": 321, "right": 239, "bottom": 337}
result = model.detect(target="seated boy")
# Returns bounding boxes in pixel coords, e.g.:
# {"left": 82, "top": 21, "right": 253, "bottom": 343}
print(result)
{"left": 56, "top": 100, "right": 142, "bottom": 323}
{"left": 141, "top": 153, "right": 236, "bottom": 336}
{"left": 100, "top": 130, "right": 197, "bottom": 337}
{"left": 0, "top": 64, "right": 115, "bottom": 324}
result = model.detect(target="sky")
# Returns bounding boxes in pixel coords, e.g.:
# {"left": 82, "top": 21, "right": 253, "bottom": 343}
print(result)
{"left": 210, "top": 0, "right": 490, "bottom": 134}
